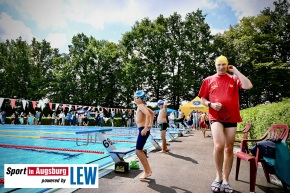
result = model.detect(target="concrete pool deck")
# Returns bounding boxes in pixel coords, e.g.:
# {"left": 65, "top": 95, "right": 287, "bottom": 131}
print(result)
{"left": 72, "top": 130, "right": 288, "bottom": 193}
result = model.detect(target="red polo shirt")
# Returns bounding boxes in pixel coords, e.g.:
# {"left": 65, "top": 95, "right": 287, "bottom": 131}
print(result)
{"left": 198, "top": 73, "right": 242, "bottom": 122}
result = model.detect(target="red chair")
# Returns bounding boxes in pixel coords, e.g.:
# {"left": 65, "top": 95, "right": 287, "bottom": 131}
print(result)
{"left": 235, "top": 122, "right": 252, "bottom": 144}
{"left": 235, "top": 124, "right": 289, "bottom": 193}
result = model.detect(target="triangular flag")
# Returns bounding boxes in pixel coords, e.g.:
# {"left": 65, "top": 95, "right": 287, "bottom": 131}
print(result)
{"left": 75, "top": 105, "right": 78, "bottom": 110}
{"left": 92, "top": 107, "right": 95, "bottom": 111}
{"left": 55, "top": 103, "right": 59, "bottom": 111}
{"left": 49, "top": 103, "right": 53, "bottom": 111}
{"left": 88, "top": 107, "right": 91, "bottom": 111}
{"left": 10, "top": 99, "right": 16, "bottom": 109}
{"left": 68, "top": 105, "right": 72, "bottom": 112}
{"left": 0, "top": 98, "right": 4, "bottom": 108}
{"left": 22, "top": 100, "right": 27, "bottom": 110}
{"left": 62, "top": 104, "right": 66, "bottom": 111}
{"left": 32, "top": 101, "right": 37, "bottom": 109}
{"left": 38, "top": 100, "right": 45, "bottom": 111}
{"left": 41, "top": 102, "right": 45, "bottom": 111}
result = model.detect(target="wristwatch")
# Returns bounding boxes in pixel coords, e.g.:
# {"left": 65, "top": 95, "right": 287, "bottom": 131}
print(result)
{"left": 208, "top": 102, "right": 211, "bottom": 107}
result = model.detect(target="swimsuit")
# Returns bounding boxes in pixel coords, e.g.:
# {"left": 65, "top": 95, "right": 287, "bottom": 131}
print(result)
{"left": 159, "top": 123, "right": 168, "bottom": 131}
{"left": 210, "top": 121, "right": 237, "bottom": 128}
{"left": 136, "top": 127, "right": 150, "bottom": 150}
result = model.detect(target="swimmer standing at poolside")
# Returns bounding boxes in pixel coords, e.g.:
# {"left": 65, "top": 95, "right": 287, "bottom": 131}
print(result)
{"left": 134, "top": 90, "right": 155, "bottom": 179}
{"left": 157, "top": 100, "right": 168, "bottom": 153}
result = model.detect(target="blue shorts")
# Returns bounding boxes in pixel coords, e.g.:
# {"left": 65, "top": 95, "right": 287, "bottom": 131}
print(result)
{"left": 136, "top": 127, "right": 150, "bottom": 150}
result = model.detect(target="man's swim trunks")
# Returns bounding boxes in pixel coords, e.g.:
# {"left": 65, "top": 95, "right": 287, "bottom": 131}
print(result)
{"left": 136, "top": 127, "right": 150, "bottom": 150}
{"left": 159, "top": 122, "right": 168, "bottom": 131}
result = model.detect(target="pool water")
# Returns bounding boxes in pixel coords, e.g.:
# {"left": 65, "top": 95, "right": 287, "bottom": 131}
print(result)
{"left": 0, "top": 124, "right": 164, "bottom": 193}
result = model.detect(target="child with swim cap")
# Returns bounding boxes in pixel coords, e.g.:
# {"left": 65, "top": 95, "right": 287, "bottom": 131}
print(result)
{"left": 134, "top": 90, "right": 155, "bottom": 179}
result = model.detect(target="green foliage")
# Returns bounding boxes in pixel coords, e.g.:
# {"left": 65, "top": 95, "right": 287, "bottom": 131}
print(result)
{"left": 238, "top": 98, "right": 290, "bottom": 146}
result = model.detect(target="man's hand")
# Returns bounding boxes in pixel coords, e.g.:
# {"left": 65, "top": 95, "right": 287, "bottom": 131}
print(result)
{"left": 141, "top": 128, "right": 148, "bottom": 136}
{"left": 212, "top": 102, "right": 223, "bottom": 111}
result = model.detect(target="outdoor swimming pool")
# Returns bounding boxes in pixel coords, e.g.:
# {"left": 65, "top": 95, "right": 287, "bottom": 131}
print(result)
{"left": 0, "top": 124, "right": 165, "bottom": 193}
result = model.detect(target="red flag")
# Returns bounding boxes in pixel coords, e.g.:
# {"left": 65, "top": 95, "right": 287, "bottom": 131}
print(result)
{"left": 32, "top": 101, "right": 37, "bottom": 109}
{"left": 10, "top": 99, "right": 16, "bottom": 109}
{"left": 49, "top": 103, "right": 53, "bottom": 110}
{"left": 62, "top": 104, "right": 66, "bottom": 111}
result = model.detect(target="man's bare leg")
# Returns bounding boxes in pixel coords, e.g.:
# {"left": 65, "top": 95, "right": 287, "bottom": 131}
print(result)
{"left": 211, "top": 122, "right": 225, "bottom": 191}
{"left": 222, "top": 127, "right": 236, "bottom": 184}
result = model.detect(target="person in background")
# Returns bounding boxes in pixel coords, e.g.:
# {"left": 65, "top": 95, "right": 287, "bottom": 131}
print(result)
{"left": 66, "top": 112, "right": 71, "bottom": 125}
{"left": 186, "top": 111, "right": 194, "bottom": 130}
{"left": 35, "top": 111, "right": 40, "bottom": 125}
{"left": 198, "top": 55, "right": 253, "bottom": 193}
{"left": 121, "top": 111, "right": 127, "bottom": 127}
{"left": 14, "top": 110, "right": 19, "bottom": 124}
{"left": 19, "top": 112, "right": 24, "bottom": 124}
{"left": 11, "top": 113, "right": 15, "bottom": 124}
{"left": 134, "top": 90, "right": 154, "bottom": 179}
{"left": 99, "top": 111, "right": 104, "bottom": 127}
{"left": 71, "top": 112, "right": 77, "bottom": 126}
{"left": 127, "top": 110, "right": 133, "bottom": 127}
{"left": 94, "top": 111, "right": 99, "bottom": 126}
{"left": 157, "top": 100, "right": 169, "bottom": 153}
{"left": 83, "top": 113, "right": 88, "bottom": 126}
{"left": 78, "top": 113, "right": 82, "bottom": 126}
{"left": 176, "top": 109, "right": 186, "bottom": 129}
{"left": 52, "top": 112, "right": 56, "bottom": 125}
{"left": 110, "top": 110, "right": 115, "bottom": 127}
{"left": 168, "top": 111, "right": 175, "bottom": 128}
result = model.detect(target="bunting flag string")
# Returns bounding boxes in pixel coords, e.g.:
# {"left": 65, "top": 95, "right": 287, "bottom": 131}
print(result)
{"left": 0, "top": 97, "right": 134, "bottom": 114}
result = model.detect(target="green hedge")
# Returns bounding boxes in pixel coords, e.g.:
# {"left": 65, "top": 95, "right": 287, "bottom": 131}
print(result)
{"left": 238, "top": 98, "right": 290, "bottom": 147}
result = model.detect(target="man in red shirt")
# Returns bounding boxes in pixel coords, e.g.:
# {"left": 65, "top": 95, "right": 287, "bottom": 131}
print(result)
{"left": 198, "top": 55, "right": 253, "bottom": 193}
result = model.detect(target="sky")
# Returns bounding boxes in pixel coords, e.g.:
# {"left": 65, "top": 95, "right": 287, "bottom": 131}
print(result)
{"left": 0, "top": 0, "right": 275, "bottom": 54}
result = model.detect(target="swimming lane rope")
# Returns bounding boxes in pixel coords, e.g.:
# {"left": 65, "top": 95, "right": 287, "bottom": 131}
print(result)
{"left": 0, "top": 144, "right": 105, "bottom": 154}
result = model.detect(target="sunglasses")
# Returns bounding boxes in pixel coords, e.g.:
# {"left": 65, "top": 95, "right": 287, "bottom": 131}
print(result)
{"left": 134, "top": 97, "right": 140, "bottom": 99}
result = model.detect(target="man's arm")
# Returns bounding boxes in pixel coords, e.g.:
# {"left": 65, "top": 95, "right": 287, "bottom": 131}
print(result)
{"left": 147, "top": 107, "right": 155, "bottom": 126}
{"left": 229, "top": 66, "right": 253, "bottom": 90}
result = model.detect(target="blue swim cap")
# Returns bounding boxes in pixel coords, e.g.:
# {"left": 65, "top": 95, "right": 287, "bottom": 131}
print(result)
{"left": 134, "top": 90, "right": 147, "bottom": 101}
{"left": 157, "top": 100, "right": 164, "bottom": 106}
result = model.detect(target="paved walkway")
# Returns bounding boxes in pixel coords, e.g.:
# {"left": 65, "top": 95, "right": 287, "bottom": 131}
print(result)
{"left": 74, "top": 130, "right": 287, "bottom": 193}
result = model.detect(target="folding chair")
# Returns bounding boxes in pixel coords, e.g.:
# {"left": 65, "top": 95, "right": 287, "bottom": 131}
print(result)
{"left": 235, "top": 122, "right": 252, "bottom": 152}
{"left": 235, "top": 124, "right": 289, "bottom": 193}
